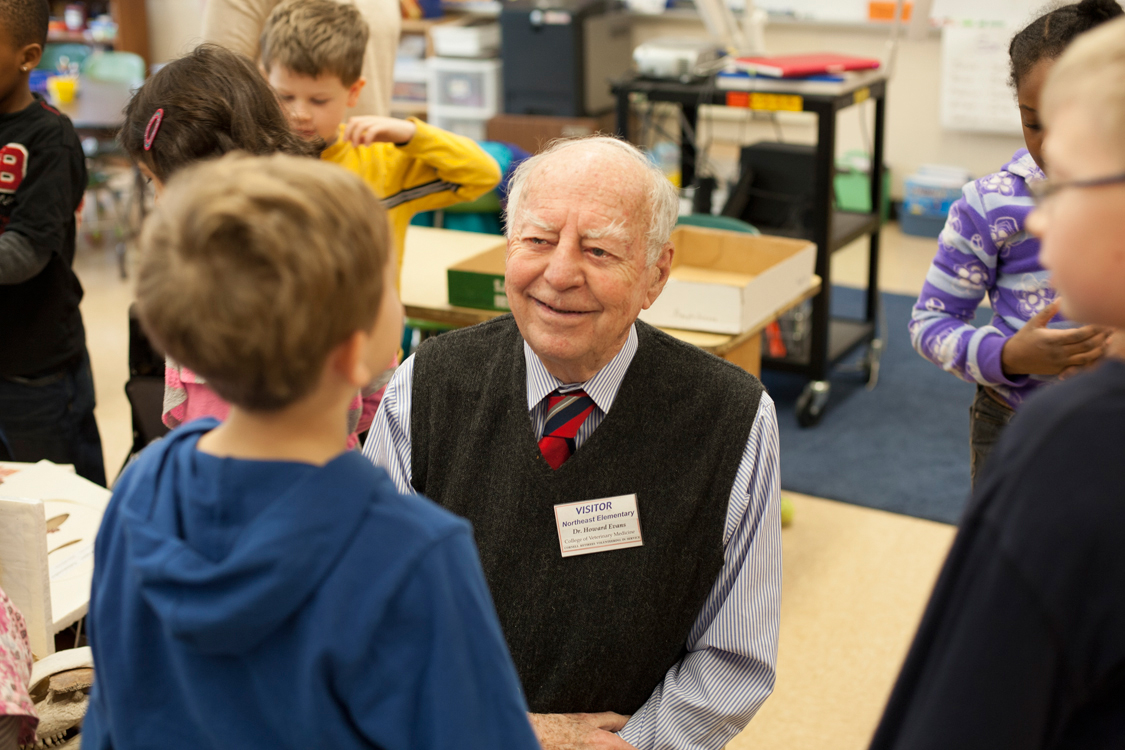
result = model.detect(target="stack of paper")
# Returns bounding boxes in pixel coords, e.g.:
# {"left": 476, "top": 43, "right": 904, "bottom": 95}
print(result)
{"left": 0, "top": 461, "right": 110, "bottom": 658}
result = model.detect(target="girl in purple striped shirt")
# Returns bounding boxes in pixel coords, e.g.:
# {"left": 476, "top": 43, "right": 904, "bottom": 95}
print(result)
{"left": 909, "top": 0, "right": 1121, "bottom": 484}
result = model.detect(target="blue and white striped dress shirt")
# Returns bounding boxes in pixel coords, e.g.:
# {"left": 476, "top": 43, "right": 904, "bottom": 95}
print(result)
{"left": 362, "top": 324, "right": 782, "bottom": 750}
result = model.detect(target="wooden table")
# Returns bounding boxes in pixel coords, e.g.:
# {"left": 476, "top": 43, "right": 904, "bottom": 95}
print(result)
{"left": 401, "top": 226, "right": 822, "bottom": 377}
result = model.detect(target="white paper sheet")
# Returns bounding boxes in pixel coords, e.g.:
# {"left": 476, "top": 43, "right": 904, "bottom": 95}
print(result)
{"left": 0, "top": 461, "right": 110, "bottom": 656}
{"left": 940, "top": 23, "right": 1023, "bottom": 135}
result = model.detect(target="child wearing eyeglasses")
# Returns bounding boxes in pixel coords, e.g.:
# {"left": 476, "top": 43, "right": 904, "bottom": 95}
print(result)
{"left": 909, "top": 0, "right": 1121, "bottom": 485}
{"left": 869, "top": 17, "right": 1125, "bottom": 747}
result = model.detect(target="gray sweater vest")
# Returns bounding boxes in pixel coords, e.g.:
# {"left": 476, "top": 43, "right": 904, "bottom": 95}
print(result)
{"left": 411, "top": 316, "right": 764, "bottom": 714}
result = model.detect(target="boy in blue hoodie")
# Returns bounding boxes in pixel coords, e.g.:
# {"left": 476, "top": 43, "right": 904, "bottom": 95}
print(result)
{"left": 82, "top": 153, "right": 539, "bottom": 750}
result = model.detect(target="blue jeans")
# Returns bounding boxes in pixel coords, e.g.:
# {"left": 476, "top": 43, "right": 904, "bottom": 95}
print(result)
{"left": 969, "top": 385, "right": 1015, "bottom": 488}
{"left": 0, "top": 349, "right": 106, "bottom": 486}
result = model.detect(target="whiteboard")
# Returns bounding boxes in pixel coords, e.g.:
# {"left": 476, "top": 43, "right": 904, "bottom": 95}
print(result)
{"left": 940, "top": 22, "right": 1023, "bottom": 134}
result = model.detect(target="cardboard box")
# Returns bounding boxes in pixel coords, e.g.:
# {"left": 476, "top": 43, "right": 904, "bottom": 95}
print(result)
{"left": 447, "top": 244, "right": 508, "bottom": 310}
{"left": 638, "top": 227, "right": 816, "bottom": 335}
{"left": 485, "top": 113, "right": 617, "bottom": 154}
{"left": 445, "top": 226, "right": 815, "bottom": 336}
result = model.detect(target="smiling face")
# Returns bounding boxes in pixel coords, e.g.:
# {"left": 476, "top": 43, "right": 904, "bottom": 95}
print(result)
{"left": 504, "top": 147, "right": 673, "bottom": 383}
{"left": 1029, "top": 105, "right": 1125, "bottom": 327}
{"left": 265, "top": 64, "right": 363, "bottom": 144}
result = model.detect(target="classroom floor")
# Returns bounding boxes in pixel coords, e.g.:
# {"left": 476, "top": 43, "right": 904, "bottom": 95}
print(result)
{"left": 74, "top": 222, "right": 954, "bottom": 749}
{"left": 732, "top": 493, "right": 953, "bottom": 750}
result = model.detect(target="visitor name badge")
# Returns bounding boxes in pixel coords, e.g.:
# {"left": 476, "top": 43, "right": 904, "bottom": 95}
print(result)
{"left": 554, "top": 494, "right": 643, "bottom": 558}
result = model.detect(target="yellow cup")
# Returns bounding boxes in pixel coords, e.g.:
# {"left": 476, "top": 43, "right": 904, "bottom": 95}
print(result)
{"left": 47, "top": 76, "right": 78, "bottom": 105}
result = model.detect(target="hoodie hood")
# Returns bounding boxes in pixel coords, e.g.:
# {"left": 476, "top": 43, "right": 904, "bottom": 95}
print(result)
{"left": 1004, "top": 147, "right": 1046, "bottom": 184}
{"left": 117, "top": 420, "right": 379, "bottom": 656}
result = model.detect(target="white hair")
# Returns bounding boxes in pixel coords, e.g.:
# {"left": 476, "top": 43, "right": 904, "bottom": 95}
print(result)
{"left": 504, "top": 136, "right": 679, "bottom": 265}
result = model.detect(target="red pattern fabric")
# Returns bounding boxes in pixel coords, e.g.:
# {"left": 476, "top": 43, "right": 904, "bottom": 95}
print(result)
{"left": 537, "top": 391, "right": 595, "bottom": 470}
{"left": 0, "top": 587, "right": 37, "bottom": 745}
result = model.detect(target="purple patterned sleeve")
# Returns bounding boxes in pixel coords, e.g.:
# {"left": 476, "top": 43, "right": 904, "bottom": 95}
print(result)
{"left": 909, "top": 180, "right": 1030, "bottom": 390}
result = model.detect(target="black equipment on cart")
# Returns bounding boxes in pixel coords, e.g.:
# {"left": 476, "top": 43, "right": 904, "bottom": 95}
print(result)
{"left": 500, "top": 0, "right": 632, "bottom": 117}
{"left": 612, "top": 74, "right": 887, "bottom": 426}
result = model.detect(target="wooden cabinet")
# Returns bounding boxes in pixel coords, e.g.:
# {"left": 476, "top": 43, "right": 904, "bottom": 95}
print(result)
{"left": 110, "top": 0, "right": 150, "bottom": 64}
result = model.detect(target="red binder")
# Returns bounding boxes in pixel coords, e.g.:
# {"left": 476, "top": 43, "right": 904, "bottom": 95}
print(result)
{"left": 734, "top": 53, "right": 882, "bottom": 78}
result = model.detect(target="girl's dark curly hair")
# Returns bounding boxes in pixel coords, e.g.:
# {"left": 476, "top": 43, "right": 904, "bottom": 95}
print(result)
{"left": 121, "top": 44, "right": 320, "bottom": 181}
{"left": 1009, "top": 0, "right": 1124, "bottom": 88}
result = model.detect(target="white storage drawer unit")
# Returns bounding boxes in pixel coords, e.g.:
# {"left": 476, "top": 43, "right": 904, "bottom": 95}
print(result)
{"left": 426, "top": 57, "right": 502, "bottom": 118}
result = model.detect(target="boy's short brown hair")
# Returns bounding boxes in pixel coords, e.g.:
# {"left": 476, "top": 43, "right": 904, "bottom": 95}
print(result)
{"left": 260, "top": 0, "right": 369, "bottom": 86}
{"left": 136, "top": 153, "right": 391, "bottom": 411}
{"left": 1043, "top": 15, "right": 1125, "bottom": 164}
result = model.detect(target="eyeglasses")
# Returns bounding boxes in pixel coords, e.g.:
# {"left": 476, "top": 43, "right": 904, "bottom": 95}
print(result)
{"left": 1029, "top": 172, "right": 1125, "bottom": 204}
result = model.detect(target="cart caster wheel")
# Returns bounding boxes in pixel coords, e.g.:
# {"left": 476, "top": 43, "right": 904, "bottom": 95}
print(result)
{"left": 796, "top": 380, "right": 831, "bottom": 428}
{"left": 863, "top": 338, "right": 885, "bottom": 390}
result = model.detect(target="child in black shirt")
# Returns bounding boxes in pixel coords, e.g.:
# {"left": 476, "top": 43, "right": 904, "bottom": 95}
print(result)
{"left": 870, "top": 16, "right": 1125, "bottom": 750}
{"left": 0, "top": 0, "right": 103, "bottom": 485}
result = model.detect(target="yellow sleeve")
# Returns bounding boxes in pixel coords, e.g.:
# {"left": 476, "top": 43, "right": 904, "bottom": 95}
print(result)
{"left": 376, "top": 118, "right": 502, "bottom": 214}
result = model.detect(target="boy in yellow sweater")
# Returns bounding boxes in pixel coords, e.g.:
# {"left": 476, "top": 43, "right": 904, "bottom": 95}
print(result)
{"left": 260, "top": 0, "right": 501, "bottom": 277}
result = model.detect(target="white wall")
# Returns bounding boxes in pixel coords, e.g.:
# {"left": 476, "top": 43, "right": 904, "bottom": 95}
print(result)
{"left": 631, "top": 14, "right": 1026, "bottom": 197}
{"left": 146, "top": 0, "right": 205, "bottom": 65}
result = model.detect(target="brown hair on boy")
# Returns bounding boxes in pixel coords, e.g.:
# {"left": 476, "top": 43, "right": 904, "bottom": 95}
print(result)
{"left": 136, "top": 152, "right": 392, "bottom": 411}
{"left": 259, "top": 0, "right": 368, "bottom": 86}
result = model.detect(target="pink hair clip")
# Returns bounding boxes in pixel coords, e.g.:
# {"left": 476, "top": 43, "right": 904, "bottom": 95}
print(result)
{"left": 143, "top": 108, "right": 164, "bottom": 151}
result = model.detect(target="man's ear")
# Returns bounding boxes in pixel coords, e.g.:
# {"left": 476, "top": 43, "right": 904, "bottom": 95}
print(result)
{"left": 346, "top": 76, "right": 366, "bottom": 108}
{"left": 641, "top": 241, "right": 674, "bottom": 310}
{"left": 20, "top": 43, "right": 42, "bottom": 72}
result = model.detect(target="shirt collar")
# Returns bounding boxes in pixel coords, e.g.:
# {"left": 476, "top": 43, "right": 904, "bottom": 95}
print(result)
{"left": 524, "top": 324, "right": 639, "bottom": 415}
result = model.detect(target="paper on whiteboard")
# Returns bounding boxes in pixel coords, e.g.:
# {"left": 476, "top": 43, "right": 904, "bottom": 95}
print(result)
{"left": 941, "top": 23, "right": 1022, "bottom": 135}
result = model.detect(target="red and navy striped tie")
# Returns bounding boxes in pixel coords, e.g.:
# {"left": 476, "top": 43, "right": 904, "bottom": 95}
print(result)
{"left": 538, "top": 389, "right": 596, "bottom": 469}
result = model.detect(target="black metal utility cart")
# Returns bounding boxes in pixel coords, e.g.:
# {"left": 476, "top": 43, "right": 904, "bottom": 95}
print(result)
{"left": 612, "top": 72, "right": 887, "bottom": 426}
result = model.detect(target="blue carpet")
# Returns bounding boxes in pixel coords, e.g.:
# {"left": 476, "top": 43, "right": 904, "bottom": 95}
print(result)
{"left": 762, "top": 286, "right": 991, "bottom": 525}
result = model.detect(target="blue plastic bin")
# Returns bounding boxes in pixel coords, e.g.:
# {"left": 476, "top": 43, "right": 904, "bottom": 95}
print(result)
{"left": 899, "top": 210, "right": 948, "bottom": 238}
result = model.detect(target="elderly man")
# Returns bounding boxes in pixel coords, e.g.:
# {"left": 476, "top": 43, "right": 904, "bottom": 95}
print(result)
{"left": 364, "top": 137, "right": 781, "bottom": 750}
